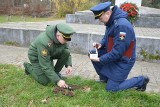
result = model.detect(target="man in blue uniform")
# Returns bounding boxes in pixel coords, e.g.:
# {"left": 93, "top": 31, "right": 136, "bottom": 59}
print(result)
{"left": 90, "top": 2, "right": 150, "bottom": 92}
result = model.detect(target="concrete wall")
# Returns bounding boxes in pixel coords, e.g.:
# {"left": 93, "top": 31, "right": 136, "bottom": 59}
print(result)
{"left": 136, "top": 36, "right": 160, "bottom": 54}
{"left": 69, "top": 33, "right": 103, "bottom": 54}
{"left": 0, "top": 28, "right": 42, "bottom": 47}
{"left": 66, "top": 14, "right": 103, "bottom": 25}
{"left": 0, "top": 28, "right": 160, "bottom": 57}
{"left": 66, "top": 9, "right": 160, "bottom": 28}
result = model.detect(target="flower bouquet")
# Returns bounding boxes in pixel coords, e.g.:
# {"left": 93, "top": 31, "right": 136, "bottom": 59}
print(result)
{"left": 120, "top": 2, "right": 139, "bottom": 24}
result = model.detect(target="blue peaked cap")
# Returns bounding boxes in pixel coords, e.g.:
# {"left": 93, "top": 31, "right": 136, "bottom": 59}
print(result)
{"left": 90, "top": 2, "right": 111, "bottom": 19}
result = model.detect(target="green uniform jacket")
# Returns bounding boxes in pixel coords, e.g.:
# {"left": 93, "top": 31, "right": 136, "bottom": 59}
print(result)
{"left": 28, "top": 25, "right": 72, "bottom": 84}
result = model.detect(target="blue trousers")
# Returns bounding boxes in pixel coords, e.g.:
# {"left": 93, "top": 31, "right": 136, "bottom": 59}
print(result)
{"left": 91, "top": 49, "right": 145, "bottom": 92}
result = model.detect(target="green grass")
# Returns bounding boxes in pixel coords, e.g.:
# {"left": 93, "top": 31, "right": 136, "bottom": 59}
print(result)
{"left": 3, "top": 41, "right": 20, "bottom": 46}
{"left": 0, "top": 64, "right": 160, "bottom": 107}
{"left": 0, "top": 15, "right": 64, "bottom": 23}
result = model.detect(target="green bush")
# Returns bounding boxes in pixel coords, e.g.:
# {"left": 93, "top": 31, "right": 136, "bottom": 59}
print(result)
{"left": 4, "top": 41, "right": 20, "bottom": 46}
{"left": 140, "top": 49, "right": 160, "bottom": 61}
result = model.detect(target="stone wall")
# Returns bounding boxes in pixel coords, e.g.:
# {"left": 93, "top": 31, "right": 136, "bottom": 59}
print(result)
{"left": 0, "top": 28, "right": 159, "bottom": 57}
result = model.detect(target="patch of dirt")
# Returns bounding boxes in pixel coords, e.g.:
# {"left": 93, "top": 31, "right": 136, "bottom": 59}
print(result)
{"left": 52, "top": 85, "right": 90, "bottom": 97}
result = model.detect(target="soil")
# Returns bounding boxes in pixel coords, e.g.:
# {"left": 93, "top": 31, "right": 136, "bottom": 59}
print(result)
{"left": 52, "top": 85, "right": 85, "bottom": 97}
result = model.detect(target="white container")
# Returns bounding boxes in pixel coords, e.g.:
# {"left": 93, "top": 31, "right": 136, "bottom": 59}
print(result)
{"left": 89, "top": 50, "right": 98, "bottom": 59}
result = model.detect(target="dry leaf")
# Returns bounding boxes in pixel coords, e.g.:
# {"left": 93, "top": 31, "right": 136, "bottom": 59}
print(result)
{"left": 82, "top": 86, "right": 91, "bottom": 92}
{"left": 27, "top": 100, "right": 33, "bottom": 107}
{"left": 41, "top": 97, "right": 49, "bottom": 104}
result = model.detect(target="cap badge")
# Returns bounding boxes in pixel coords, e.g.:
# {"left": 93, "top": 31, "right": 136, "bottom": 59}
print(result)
{"left": 62, "top": 34, "right": 71, "bottom": 38}
{"left": 48, "top": 41, "right": 53, "bottom": 47}
{"left": 95, "top": 11, "right": 104, "bottom": 17}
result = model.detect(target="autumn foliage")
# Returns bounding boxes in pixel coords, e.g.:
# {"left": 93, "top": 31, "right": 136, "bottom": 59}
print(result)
{"left": 53, "top": 0, "right": 98, "bottom": 17}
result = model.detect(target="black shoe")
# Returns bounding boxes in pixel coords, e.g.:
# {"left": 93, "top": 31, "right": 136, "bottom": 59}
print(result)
{"left": 23, "top": 62, "right": 30, "bottom": 75}
{"left": 136, "top": 76, "right": 150, "bottom": 91}
{"left": 95, "top": 79, "right": 107, "bottom": 83}
{"left": 25, "top": 69, "right": 30, "bottom": 75}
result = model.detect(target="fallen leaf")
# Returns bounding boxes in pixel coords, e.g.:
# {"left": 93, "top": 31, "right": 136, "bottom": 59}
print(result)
{"left": 82, "top": 86, "right": 91, "bottom": 92}
{"left": 27, "top": 100, "right": 33, "bottom": 107}
{"left": 41, "top": 97, "right": 49, "bottom": 104}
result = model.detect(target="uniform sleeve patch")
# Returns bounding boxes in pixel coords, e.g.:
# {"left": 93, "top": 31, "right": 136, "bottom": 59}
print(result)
{"left": 119, "top": 32, "right": 126, "bottom": 40}
{"left": 41, "top": 49, "right": 48, "bottom": 56}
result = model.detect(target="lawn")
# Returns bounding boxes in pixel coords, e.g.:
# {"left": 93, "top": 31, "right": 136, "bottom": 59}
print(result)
{"left": 0, "top": 64, "right": 160, "bottom": 107}
{"left": 0, "top": 15, "right": 64, "bottom": 23}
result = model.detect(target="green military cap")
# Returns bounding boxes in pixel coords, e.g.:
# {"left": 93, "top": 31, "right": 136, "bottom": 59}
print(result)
{"left": 57, "top": 23, "right": 75, "bottom": 41}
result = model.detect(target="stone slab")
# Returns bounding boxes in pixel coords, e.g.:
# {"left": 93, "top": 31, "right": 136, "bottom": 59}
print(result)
{"left": 66, "top": 6, "right": 160, "bottom": 28}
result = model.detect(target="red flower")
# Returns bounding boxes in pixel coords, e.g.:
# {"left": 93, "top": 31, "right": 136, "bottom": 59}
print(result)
{"left": 120, "top": 2, "right": 139, "bottom": 23}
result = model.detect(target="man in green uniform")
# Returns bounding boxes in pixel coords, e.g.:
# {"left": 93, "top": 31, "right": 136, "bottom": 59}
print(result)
{"left": 23, "top": 23, "right": 75, "bottom": 88}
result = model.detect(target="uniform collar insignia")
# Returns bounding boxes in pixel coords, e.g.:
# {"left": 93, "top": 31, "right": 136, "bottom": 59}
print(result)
{"left": 48, "top": 41, "right": 53, "bottom": 47}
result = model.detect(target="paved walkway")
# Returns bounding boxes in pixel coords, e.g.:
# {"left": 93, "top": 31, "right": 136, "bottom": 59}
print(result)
{"left": 0, "top": 45, "right": 159, "bottom": 93}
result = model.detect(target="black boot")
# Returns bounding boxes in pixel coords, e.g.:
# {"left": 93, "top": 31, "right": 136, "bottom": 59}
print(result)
{"left": 136, "top": 76, "right": 150, "bottom": 91}
{"left": 95, "top": 79, "right": 107, "bottom": 83}
{"left": 23, "top": 62, "right": 30, "bottom": 75}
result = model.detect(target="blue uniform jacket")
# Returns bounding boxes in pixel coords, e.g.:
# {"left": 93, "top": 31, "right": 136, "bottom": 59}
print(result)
{"left": 99, "top": 6, "right": 136, "bottom": 81}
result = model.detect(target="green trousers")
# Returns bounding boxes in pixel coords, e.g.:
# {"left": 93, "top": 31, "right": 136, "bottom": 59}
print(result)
{"left": 24, "top": 49, "right": 70, "bottom": 85}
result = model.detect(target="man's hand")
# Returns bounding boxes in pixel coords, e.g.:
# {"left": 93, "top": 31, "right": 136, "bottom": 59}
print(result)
{"left": 57, "top": 80, "right": 68, "bottom": 88}
{"left": 93, "top": 42, "right": 101, "bottom": 49}
{"left": 90, "top": 57, "right": 100, "bottom": 62}
{"left": 66, "top": 66, "right": 72, "bottom": 75}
